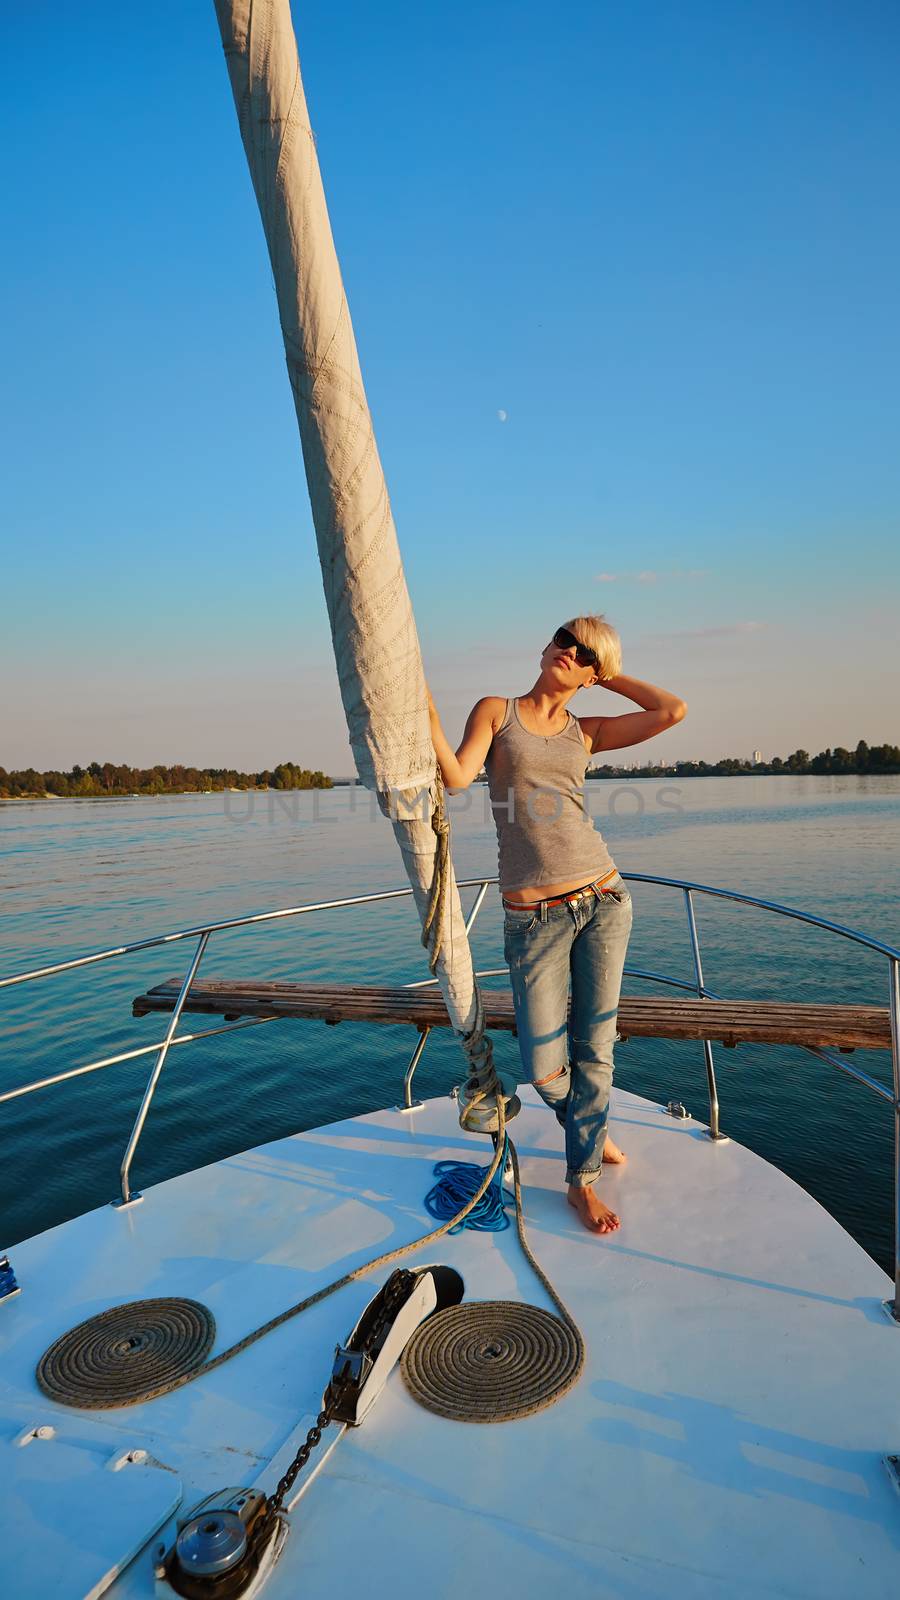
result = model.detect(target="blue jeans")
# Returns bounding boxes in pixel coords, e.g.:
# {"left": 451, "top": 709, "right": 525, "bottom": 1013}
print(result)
{"left": 503, "top": 875, "right": 633, "bottom": 1187}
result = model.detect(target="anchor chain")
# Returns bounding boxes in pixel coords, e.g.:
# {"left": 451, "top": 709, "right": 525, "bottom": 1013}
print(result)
{"left": 162, "top": 1270, "right": 420, "bottom": 1594}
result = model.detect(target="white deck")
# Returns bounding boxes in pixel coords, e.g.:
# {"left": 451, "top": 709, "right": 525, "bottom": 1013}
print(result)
{"left": 2, "top": 1086, "right": 899, "bottom": 1597}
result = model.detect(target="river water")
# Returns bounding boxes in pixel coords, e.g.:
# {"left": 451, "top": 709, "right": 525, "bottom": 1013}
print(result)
{"left": 1, "top": 776, "right": 898, "bottom": 1272}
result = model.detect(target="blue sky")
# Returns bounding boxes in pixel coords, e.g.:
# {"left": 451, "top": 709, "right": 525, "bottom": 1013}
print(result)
{"left": 2, "top": 0, "right": 898, "bottom": 773}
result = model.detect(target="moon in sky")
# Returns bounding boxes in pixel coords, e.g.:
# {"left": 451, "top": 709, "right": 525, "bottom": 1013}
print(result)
{"left": 497, "top": 409, "right": 508, "bottom": 423}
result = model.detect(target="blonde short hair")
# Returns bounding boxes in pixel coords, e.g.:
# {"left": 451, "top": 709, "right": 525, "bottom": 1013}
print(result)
{"left": 562, "top": 615, "right": 622, "bottom": 681}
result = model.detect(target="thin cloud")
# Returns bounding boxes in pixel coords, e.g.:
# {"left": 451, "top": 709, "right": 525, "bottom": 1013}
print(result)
{"left": 595, "top": 568, "right": 709, "bottom": 584}
{"left": 646, "top": 620, "right": 769, "bottom": 642}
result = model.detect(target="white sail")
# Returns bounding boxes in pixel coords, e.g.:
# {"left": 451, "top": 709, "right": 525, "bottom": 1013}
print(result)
{"left": 213, "top": 0, "right": 510, "bottom": 1107}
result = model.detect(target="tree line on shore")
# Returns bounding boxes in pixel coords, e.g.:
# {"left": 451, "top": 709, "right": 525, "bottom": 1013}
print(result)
{"left": 588, "top": 740, "right": 900, "bottom": 779}
{"left": 3, "top": 740, "right": 898, "bottom": 798}
{"left": 0, "top": 761, "right": 332, "bottom": 798}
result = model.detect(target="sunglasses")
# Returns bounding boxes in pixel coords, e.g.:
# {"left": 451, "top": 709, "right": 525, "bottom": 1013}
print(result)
{"left": 552, "top": 626, "right": 600, "bottom": 672}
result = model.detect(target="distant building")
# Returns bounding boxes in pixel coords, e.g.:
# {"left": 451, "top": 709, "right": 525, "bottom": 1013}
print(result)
{"left": 752, "top": 750, "right": 763, "bottom": 766}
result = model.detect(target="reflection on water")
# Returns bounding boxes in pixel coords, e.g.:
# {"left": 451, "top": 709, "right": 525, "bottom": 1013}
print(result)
{"left": 1, "top": 776, "right": 898, "bottom": 1269}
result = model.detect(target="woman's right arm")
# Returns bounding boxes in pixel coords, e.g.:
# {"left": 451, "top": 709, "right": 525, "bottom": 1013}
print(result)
{"left": 426, "top": 690, "right": 503, "bottom": 790}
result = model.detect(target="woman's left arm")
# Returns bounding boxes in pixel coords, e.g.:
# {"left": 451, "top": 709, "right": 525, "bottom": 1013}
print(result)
{"left": 580, "top": 674, "right": 687, "bottom": 754}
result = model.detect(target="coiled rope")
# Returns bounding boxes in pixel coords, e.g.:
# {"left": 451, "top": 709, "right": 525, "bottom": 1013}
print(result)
{"left": 401, "top": 1302, "right": 579, "bottom": 1423}
{"left": 423, "top": 1138, "right": 513, "bottom": 1233}
{"left": 402, "top": 1138, "right": 584, "bottom": 1421}
{"left": 36, "top": 1298, "right": 214, "bottom": 1410}
{"left": 37, "top": 1098, "right": 584, "bottom": 1421}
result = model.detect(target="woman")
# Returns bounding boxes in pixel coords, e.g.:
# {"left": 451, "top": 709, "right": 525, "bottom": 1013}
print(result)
{"left": 427, "top": 616, "right": 686, "bottom": 1235}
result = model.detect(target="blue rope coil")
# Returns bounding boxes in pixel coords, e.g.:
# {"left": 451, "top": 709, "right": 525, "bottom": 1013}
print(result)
{"left": 423, "top": 1138, "right": 513, "bottom": 1233}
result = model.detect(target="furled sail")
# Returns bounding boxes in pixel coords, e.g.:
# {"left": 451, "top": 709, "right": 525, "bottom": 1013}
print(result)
{"left": 213, "top": 0, "right": 513, "bottom": 1116}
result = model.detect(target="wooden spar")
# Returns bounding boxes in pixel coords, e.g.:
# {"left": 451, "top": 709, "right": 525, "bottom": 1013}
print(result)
{"left": 133, "top": 977, "right": 893, "bottom": 1053}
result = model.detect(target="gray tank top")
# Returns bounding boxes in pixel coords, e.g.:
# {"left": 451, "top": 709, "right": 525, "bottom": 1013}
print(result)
{"left": 483, "top": 698, "right": 614, "bottom": 894}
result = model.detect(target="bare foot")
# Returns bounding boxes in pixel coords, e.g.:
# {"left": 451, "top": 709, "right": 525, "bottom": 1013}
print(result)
{"left": 602, "top": 1135, "right": 627, "bottom": 1166}
{"left": 567, "top": 1184, "right": 621, "bottom": 1234}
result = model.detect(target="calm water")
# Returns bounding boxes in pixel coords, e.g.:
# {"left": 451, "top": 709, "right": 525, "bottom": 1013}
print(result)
{"left": 2, "top": 777, "right": 899, "bottom": 1273}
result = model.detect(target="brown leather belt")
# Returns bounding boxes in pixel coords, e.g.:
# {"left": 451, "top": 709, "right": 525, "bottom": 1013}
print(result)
{"left": 502, "top": 868, "right": 620, "bottom": 913}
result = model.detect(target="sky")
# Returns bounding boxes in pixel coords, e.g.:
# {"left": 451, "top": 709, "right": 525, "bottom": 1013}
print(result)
{"left": 2, "top": 0, "right": 898, "bottom": 775}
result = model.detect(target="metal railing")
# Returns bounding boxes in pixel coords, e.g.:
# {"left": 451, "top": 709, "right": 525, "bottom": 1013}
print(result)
{"left": 2, "top": 872, "right": 899, "bottom": 1317}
